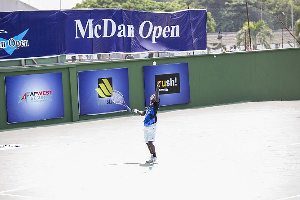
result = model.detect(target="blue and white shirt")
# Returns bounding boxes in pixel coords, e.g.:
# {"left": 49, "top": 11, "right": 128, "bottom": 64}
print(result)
{"left": 144, "top": 101, "right": 159, "bottom": 126}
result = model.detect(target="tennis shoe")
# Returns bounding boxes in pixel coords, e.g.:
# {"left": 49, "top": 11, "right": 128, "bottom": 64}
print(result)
{"left": 146, "top": 155, "right": 157, "bottom": 163}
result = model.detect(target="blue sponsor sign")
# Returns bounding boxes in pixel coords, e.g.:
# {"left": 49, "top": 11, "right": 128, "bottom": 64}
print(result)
{"left": 143, "top": 63, "right": 190, "bottom": 106}
{"left": 5, "top": 72, "right": 64, "bottom": 123}
{"left": 0, "top": 11, "right": 65, "bottom": 59}
{"left": 0, "top": 9, "right": 207, "bottom": 59}
{"left": 78, "top": 68, "right": 130, "bottom": 115}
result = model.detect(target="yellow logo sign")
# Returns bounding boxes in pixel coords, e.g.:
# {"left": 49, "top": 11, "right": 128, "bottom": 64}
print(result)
{"left": 95, "top": 78, "right": 113, "bottom": 98}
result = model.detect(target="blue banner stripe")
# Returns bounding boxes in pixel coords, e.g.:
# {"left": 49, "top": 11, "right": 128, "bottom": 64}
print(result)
{"left": 0, "top": 9, "right": 207, "bottom": 59}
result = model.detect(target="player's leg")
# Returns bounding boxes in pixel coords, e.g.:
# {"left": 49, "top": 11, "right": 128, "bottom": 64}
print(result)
{"left": 145, "top": 124, "right": 157, "bottom": 163}
{"left": 147, "top": 141, "right": 156, "bottom": 158}
{"left": 146, "top": 142, "right": 157, "bottom": 163}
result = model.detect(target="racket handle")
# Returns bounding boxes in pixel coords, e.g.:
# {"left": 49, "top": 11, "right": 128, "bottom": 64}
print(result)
{"left": 126, "top": 105, "right": 132, "bottom": 112}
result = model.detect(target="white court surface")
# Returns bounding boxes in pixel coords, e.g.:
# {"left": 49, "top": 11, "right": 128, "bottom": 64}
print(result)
{"left": 0, "top": 101, "right": 300, "bottom": 200}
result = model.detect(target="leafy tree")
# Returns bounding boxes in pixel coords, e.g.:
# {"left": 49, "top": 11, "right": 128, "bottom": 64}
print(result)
{"left": 74, "top": 0, "right": 100, "bottom": 8}
{"left": 295, "top": 19, "right": 300, "bottom": 46}
{"left": 201, "top": 0, "right": 300, "bottom": 32}
{"left": 190, "top": 0, "right": 249, "bottom": 32}
{"left": 207, "top": 12, "right": 216, "bottom": 32}
{"left": 236, "top": 20, "right": 273, "bottom": 49}
{"left": 263, "top": 0, "right": 300, "bottom": 29}
{"left": 72, "top": 0, "right": 216, "bottom": 32}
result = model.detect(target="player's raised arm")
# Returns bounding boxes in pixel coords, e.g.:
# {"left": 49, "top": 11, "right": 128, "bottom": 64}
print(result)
{"left": 155, "top": 81, "right": 160, "bottom": 102}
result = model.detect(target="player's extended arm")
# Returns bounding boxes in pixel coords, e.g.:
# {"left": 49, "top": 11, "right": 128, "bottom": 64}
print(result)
{"left": 132, "top": 109, "right": 145, "bottom": 116}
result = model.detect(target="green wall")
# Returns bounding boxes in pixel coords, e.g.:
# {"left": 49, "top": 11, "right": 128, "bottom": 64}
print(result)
{"left": 0, "top": 48, "right": 299, "bottom": 131}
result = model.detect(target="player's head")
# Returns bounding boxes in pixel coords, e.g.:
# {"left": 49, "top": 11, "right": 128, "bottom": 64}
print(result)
{"left": 150, "top": 94, "right": 156, "bottom": 103}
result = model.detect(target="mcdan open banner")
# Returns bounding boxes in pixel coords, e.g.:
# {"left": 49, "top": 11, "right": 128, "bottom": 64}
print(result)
{"left": 5, "top": 73, "right": 64, "bottom": 123}
{"left": 143, "top": 63, "right": 190, "bottom": 107}
{"left": 0, "top": 9, "right": 207, "bottom": 59}
{"left": 78, "top": 68, "right": 130, "bottom": 115}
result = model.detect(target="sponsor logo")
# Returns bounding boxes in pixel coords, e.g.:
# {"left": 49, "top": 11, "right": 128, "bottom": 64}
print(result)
{"left": 0, "top": 29, "right": 29, "bottom": 55}
{"left": 18, "top": 90, "right": 52, "bottom": 103}
{"left": 74, "top": 19, "right": 180, "bottom": 44}
{"left": 95, "top": 78, "right": 114, "bottom": 105}
{"left": 155, "top": 73, "right": 180, "bottom": 94}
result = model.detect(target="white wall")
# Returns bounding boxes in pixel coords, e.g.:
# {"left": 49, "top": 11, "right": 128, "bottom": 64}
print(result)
{"left": 0, "top": 0, "right": 37, "bottom": 11}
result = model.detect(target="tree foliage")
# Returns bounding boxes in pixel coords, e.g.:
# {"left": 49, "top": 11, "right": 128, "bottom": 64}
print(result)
{"left": 74, "top": 0, "right": 186, "bottom": 11}
{"left": 295, "top": 19, "right": 300, "bottom": 46}
{"left": 236, "top": 20, "right": 273, "bottom": 49}
{"left": 184, "top": 0, "right": 300, "bottom": 32}
{"left": 73, "top": 0, "right": 300, "bottom": 33}
{"left": 73, "top": 0, "right": 216, "bottom": 32}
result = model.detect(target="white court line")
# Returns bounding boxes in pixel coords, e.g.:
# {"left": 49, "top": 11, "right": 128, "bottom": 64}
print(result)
{"left": 0, "top": 193, "right": 41, "bottom": 199}
{"left": 287, "top": 143, "right": 300, "bottom": 146}
{"left": 275, "top": 194, "right": 300, "bottom": 200}
{"left": 0, "top": 187, "right": 40, "bottom": 199}
{"left": 0, "top": 187, "right": 30, "bottom": 194}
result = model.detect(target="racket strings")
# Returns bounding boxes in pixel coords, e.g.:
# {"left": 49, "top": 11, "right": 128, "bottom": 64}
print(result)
{"left": 111, "top": 92, "right": 125, "bottom": 105}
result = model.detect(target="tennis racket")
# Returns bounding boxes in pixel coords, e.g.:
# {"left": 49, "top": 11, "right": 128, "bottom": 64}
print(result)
{"left": 111, "top": 90, "right": 132, "bottom": 111}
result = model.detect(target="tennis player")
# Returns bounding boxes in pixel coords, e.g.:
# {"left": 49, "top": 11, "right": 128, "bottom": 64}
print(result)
{"left": 132, "top": 81, "right": 160, "bottom": 163}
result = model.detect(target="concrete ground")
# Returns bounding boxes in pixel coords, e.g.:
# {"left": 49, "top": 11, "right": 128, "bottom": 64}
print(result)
{"left": 0, "top": 101, "right": 300, "bottom": 200}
